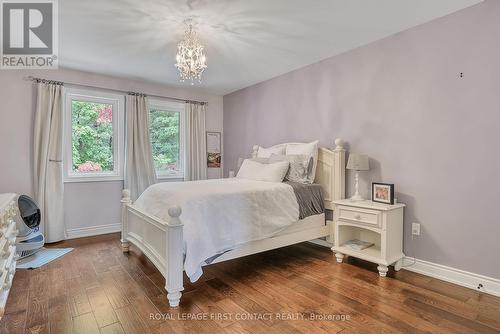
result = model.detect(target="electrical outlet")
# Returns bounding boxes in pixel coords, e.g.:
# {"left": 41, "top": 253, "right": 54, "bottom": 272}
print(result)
{"left": 412, "top": 223, "right": 421, "bottom": 236}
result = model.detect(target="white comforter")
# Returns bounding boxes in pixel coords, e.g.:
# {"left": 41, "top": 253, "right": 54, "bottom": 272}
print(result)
{"left": 134, "top": 178, "right": 299, "bottom": 282}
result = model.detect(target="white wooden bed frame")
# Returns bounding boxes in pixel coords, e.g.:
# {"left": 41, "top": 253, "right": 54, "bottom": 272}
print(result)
{"left": 120, "top": 138, "right": 346, "bottom": 307}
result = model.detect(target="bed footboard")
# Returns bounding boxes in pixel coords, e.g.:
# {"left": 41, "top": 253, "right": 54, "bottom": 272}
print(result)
{"left": 121, "top": 190, "right": 184, "bottom": 307}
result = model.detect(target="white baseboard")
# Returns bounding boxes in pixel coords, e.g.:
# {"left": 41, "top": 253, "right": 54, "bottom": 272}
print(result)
{"left": 66, "top": 223, "right": 121, "bottom": 240}
{"left": 308, "top": 239, "right": 500, "bottom": 297}
{"left": 402, "top": 257, "right": 500, "bottom": 297}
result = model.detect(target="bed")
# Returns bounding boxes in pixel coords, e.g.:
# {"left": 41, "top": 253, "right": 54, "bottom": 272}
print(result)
{"left": 120, "top": 138, "right": 346, "bottom": 307}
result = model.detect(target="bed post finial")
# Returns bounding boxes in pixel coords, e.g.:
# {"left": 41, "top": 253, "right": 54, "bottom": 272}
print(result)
{"left": 121, "top": 189, "right": 131, "bottom": 203}
{"left": 252, "top": 145, "right": 259, "bottom": 158}
{"left": 334, "top": 138, "right": 345, "bottom": 151}
{"left": 168, "top": 206, "right": 182, "bottom": 222}
{"left": 166, "top": 205, "right": 184, "bottom": 307}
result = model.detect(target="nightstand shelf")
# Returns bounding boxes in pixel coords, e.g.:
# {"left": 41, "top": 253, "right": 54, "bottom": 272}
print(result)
{"left": 335, "top": 245, "right": 382, "bottom": 263}
{"left": 331, "top": 199, "right": 405, "bottom": 277}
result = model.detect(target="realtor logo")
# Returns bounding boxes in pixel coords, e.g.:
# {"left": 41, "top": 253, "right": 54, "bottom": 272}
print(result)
{"left": 1, "top": 0, "right": 58, "bottom": 69}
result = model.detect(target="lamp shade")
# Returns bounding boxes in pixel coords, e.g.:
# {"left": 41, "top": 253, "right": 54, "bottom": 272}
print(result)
{"left": 346, "top": 154, "right": 369, "bottom": 171}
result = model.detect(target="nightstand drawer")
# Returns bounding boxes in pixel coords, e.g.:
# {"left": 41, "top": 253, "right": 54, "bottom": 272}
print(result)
{"left": 338, "top": 206, "right": 381, "bottom": 227}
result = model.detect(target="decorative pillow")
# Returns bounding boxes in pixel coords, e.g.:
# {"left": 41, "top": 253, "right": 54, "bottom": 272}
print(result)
{"left": 255, "top": 144, "right": 286, "bottom": 158}
{"left": 268, "top": 154, "right": 312, "bottom": 183}
{"left": 236, "top": 159, "right": 289, "bottom": 182}
{"left": 285, "top": 141, "right": 319, "bottom": 183}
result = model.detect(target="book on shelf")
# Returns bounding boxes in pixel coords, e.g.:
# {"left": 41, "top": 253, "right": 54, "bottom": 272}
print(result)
{"left": 342, "top": 239, "right": 374, "bottom": 251}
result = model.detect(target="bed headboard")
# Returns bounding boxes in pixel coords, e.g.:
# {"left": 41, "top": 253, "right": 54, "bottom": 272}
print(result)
{"left": 316, "top": 138, "right": 346, "bottom": 210}
{"left": 251, "top": 138, "right": 346, "bottom": 210}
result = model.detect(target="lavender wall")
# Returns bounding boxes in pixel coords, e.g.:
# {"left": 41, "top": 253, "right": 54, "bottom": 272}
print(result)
{"left": 0, "top": 68, "right": 223, "bottom": 235}
{"left": 224, "top": 0, "right": 500, "bottom": 278}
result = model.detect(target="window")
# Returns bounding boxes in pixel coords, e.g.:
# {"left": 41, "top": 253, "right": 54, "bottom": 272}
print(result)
{"left": 64, "top": 88, "right": 124, "bottom": 182}
{"left": 148, "top": 99, "right": 185, "bottom": 179}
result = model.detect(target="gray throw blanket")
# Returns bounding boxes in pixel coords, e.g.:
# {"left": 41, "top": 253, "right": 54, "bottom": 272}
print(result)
{"left": 285, "top": 181, "right": 325, "bottom": 219}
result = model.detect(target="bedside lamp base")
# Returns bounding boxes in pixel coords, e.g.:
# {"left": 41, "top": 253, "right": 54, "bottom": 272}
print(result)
{"left": 349, "top": 194, "right": 365, "bottom": 201}
{"left": 350, "top": 170, "right": 365, "bottom": 201}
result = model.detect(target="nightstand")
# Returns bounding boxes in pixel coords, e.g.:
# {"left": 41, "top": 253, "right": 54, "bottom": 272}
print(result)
{"left": 331, "top": 199, "right": 405, "bottom": 277}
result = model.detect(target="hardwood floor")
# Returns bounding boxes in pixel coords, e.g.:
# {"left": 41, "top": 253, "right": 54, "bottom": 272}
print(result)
{"left": 1, "top": 233, "right": 500, "bottom": 334}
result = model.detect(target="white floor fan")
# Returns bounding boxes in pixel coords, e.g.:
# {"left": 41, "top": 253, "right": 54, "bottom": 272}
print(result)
{"left": 14, "top": 195, "right": 45, "bottom": 259}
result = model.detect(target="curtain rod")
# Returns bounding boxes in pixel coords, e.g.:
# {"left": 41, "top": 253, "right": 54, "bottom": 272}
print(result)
{"left": 26, "top": 76, "right": 208, "bottom": 105}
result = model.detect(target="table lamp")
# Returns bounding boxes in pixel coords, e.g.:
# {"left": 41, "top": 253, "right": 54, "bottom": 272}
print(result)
{"left": 346, "top": 154, "right": 369, "bottom": 201}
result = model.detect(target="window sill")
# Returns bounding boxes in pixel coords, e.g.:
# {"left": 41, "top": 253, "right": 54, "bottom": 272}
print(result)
{"left": 157, "top": 174, "right": 184, "bottom": 181}
{"left": 64, "top": 175, "right": 124, "bottom": 183}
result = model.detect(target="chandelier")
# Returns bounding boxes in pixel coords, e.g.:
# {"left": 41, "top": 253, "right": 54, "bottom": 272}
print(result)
{"left": 175, "top": 21, "right": 207, "bottom": 83}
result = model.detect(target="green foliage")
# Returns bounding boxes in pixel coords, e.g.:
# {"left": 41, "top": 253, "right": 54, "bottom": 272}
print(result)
{"left": 71, "top": 102, "right": 180, "bottom": 174}
{"left": 71, "top": 101, "right": 114, "bottom": 172}
{"left": 149, "top": 109, "right": 180, "bottom": 171}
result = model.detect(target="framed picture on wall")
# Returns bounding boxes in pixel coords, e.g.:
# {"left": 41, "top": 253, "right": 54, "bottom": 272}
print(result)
{"left": 206, "top": 131, "right": 221, "bottom": 168}
{"left": 372, "top": 182, "right": 395, "bottom": 205}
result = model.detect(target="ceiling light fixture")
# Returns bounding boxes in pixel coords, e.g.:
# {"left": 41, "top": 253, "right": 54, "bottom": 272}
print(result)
{"left": 175, "top": 20, "right": 207, "bottom": 84}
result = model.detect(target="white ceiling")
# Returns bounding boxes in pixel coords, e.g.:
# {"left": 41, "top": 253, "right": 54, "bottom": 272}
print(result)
{"left": 60, "top": 0, "right": 482, "bottom": 95}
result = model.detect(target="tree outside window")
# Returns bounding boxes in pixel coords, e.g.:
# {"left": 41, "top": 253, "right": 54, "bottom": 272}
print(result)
{"left": 71, "top": 101, "right": 114, "bottom": 173}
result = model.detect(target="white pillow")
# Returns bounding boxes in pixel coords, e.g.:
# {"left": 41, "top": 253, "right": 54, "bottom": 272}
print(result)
{"left": 285, "top": 140, "right": 319, "bottom": 183}
{"left": 255, "top": 144, "right": 285, "bottom": 158}
{"left": 236, "top": 159, "right": 289, "bottom": 182}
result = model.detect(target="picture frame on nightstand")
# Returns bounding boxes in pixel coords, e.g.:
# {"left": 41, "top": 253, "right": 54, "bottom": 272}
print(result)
{"left": 372, "top": 182, "right": 394, "bottom": 205}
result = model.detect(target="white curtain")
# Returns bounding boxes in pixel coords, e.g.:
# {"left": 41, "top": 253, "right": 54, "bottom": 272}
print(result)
{"left": 125, "top": 94, "right": 157, "bottom": 201}
{"left": 33, "top": 82, "right": 65, "bottom": 243}
{"left": 185, "top": 102, "right": 207, "bottom": 181}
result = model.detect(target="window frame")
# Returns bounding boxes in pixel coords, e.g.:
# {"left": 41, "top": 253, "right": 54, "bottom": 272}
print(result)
{"left": 148, "top": 99, "right": 186, "bottom": 180}
{"left": 63, "top": 87, "right": 125, "bottom": 183}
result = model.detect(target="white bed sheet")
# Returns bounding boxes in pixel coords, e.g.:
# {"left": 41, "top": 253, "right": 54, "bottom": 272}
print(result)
{"left": 134, "top": 178, "right": 300, "bottom": 282}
